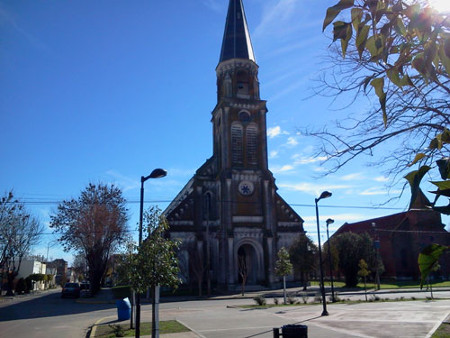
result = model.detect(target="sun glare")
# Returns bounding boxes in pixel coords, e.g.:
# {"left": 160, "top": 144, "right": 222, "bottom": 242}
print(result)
{"left": 427, "top": 0, "right": 450, "bottom": 14}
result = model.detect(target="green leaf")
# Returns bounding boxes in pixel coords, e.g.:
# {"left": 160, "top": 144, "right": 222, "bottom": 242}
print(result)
{"left": 429, "top": 130, "right": 450, "bottom": 150}
{"left": 429, "top": 189, "right": 450, "bottom": 198}
{"left": 332, "top": 21, "right": 353, "bottom": 58}
{"left": 405, "top": 165, "right": 431, "bottom": 208}
{"left": 370, "top": 77, "right": 384, "bottom": 98}
{"left": 437, "top": 158, "right": 450, "bottom": 179}
{"left": 408, "top": 153, "right": 427, "bottom": 166}
{"left": 430, "top": 180, "right": 450, "bottom": 190}
{"left": 370, "top": 77, "right": 387, "bottom": 124}
{"left": 323, "top": 0, "right": 355, "bottom": 32}
{"left": 394, "top": 17, "right": 406, "bottom": 36}
{"left": 351, "top": 8, "right": 363, "bottom": 30}
{"left": 356, "top": 25, "right": 370, "bottom": 58}
{"left": 341, "top": 23, "right": 353, "bottom": 58}
{"left": 432, "top": 203, "right": 450, "bottom": 215}
{"left": 392, "top": 0, "right": 403, "bottom": 13}
{"left": 418, "top": 244, "right": 448, "bottom": 289}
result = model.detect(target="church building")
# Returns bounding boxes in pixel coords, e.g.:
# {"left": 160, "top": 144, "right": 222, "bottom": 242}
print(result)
{"left": 163, "top": 0, "right": 304, "bottom": 290}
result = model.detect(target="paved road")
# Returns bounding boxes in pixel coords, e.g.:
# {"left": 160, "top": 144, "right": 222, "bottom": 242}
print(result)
{"left": 137, "top": 296, "right": 449, "bottom": 338}
{"left": 0, "top": 289, "right": 116, "bottom": 338}
{"left": 1, "top": 288, "right": 449, "bottom": 337}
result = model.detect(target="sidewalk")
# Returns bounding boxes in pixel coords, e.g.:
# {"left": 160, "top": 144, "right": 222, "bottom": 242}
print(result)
{"left": 86, "top": 286, "right": 449, "bottom": 337}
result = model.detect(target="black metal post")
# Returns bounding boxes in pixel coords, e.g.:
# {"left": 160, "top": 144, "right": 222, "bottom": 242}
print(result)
{"left": 136, "top": 169, "right": 167, "bottom": 338}
{"left": 326, "top": 221, "right": 335, "bottom": 302}
{"left": 315, "top": 191, "right": 331, "bottom": 316}
{"left": 372, "top": 222, "right": 381, "bottom": 290}
{"left": 135, "top": 177, "right": 145, "bottom": 338}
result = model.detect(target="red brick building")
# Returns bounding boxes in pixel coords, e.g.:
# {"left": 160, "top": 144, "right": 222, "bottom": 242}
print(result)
{"left": 333, "top": 193, "right": 449, "bottom": 280}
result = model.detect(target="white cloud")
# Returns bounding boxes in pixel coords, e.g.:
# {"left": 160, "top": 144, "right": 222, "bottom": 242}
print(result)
{"left": 359, "top": 188, "right": 385, "bottom": 196}
{"left": 267, "top": 125, "right": 289, "bottom": 138}
{"left": 269, "top": 150, "right": 279, "bottom": 159}
{"left": 267, "top": 126, "right": 282, "bottom": 138}
{"left": 271, "top": 165, "right": 295, "bottom": 174}
{"left": 286, "top": 136, "right": 298, "bottom": 146}
{"left": 292, "top": 154, "right": 327, "bottom": 165}
{"left": 106, "top": 170, "right": 139, "bottom": 192}
{"left": 253, "top": 0, "right": 300, "bottom": 38}
{"left": 278, "top": 182, "right": 351, "bottom": 196}
{"left": 359, "top": 187, "right": 389, "bottom": 196}
{"left": 374, "top": 176, "right": 389, "bottom": 182}
{"left": 340, "top": 173, "right": 365, "bottom": 181}
{"left": 202, "top": 0, "right": 223, "bottom": 13}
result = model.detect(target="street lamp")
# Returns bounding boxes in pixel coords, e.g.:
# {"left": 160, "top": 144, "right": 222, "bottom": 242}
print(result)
{"left": 315, "top": 190, "right": 332, "bottom": 316}
{"left": 372, "top": 222, "right": 381, "bottom": 291}
{"left": 136, "top": 168, "right": 167, "bottom": 338}
{"left": 325, "top": 218, "right": 335, "bottom": 302}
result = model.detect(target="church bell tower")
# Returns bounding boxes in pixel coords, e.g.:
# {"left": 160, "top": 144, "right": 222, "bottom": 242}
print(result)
{"left": 164, "top": 0, "right": 304, "bottom": 290}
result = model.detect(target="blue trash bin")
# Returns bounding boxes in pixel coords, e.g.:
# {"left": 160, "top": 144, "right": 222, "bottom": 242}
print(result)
{"left": 116, "top": 297, "right": 131, "bottom": 321}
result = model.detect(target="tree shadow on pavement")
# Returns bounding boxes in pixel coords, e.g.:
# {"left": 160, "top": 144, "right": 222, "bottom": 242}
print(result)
{"left": 0, "top": 290, "right": 116, "bottom": 322}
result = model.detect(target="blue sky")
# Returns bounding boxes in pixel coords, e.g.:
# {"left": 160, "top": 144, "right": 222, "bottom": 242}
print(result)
{"left": 1, "top": 0, "right": 448, "bottom": 265}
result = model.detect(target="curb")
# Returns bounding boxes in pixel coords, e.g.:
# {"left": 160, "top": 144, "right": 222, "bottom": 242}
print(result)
{"left": 89, "top": 315, "right": 117, "bottom": 338}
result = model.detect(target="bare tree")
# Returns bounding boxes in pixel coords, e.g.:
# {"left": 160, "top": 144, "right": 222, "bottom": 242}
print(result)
{"left": 238, "top": 253, "right": 248, "bottom": 296}
{"left": 50, "top": 183, "right": 128, "bottom": 294}
{"left": 0, "top": 191, "right": 44, "bottom": 295}
{"left": 189, "top": 244, "right": 205, "bottom": 297}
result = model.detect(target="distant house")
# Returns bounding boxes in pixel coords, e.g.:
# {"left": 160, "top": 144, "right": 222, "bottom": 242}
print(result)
{"left": 332, "top": 191, "right": 449, "bottom": 280}
{"left": 46, "top": 259, "right": 68, "bottom": 286}
{"left": 16, "top": 259, "right": 47, "bottom": 290}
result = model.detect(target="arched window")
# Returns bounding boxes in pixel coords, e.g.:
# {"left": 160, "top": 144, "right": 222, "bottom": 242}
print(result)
{"left": 203, "top": 192, "right": 213, "bottom": 220}
{"left": 236, "top": 70, "right": 250, "bottom": 98}
{"left": 246, "top": 123, "right": 258, "bottom": 165}
{"left": 231, "top": 122, "right": 243, "bottom": 165}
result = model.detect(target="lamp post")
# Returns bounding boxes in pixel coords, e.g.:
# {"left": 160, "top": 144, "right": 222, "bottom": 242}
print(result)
{"left": 325, "top": 218, "right": 335, "bottom": 302}
{"left": 136, "top": 168, "right": 167, "bottom": 338}
{"left": 372, "top": 222, "right": 381, "bottom": 291}
{"left": 315, "top": 190, "right": 332, "bottom": 316}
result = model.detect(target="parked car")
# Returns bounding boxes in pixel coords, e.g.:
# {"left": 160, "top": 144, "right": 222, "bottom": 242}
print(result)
{"left": 61, "top": 282, "right": 81, "bottom": 298}
{"left": 80, "top": 282, "right": 91, "bottom": 297}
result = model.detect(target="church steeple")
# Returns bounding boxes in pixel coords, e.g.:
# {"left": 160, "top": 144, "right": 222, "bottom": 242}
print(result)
{"left": 219, "top": 0, "right": 255, "bottom": 63}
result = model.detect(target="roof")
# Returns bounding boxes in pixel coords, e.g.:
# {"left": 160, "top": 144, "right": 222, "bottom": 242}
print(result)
{"left": 219, "top": 0, "right": 256, "bottom": 63}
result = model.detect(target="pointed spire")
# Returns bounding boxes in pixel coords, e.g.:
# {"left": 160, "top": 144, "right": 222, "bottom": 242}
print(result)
{"left": 219, "top": 0, "right": 256, "bottom": 63}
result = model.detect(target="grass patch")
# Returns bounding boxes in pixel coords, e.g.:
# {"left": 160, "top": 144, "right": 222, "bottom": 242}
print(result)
{"left": 310, "top": 280, "right": 450, "bottom": 290}
{"left": 93, "top": 320, "right": 189, "bottom": 337}
{"left": 238, "top": 296, "right": 443, "bottom": 309}
{"left": 432, "top": 322, "right": 450, "bottom": 338}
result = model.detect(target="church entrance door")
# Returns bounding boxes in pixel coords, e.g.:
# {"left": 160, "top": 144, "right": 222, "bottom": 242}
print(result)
{"left": 237, "top": 244, "right": 258, "bottom": 285}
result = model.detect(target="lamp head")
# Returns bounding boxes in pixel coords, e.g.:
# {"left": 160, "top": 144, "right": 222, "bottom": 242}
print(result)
{"left": 316, "top": 191, "right": 332, "bottom": 202}
{"left": 326, "top": 218, "right": 334, "bottom": 225}
{"left": 143, "top": 168, "right": 167, "bottom": 182}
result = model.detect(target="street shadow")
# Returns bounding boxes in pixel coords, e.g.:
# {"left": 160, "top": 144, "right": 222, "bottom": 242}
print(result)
{"left": 0, "top": 291, "right": 116, "bottom": 322}
{"left": 242, "top": 315, "right": 323, "bottom": 338}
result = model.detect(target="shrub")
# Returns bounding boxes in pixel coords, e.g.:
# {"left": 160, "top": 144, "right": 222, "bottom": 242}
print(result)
{"left": 111, "top": 285, "right": 132, "bottom": 299}
{"left": 15, "top": 278, "right": 27, "bottom": 294}
{"left": 287, "top": 294, "right": 297, "bottom": 304}
{"left": 299, "top": 292, "right": 309, "bottom": 304}
{"left": 314, "top": 293, "right": 322, "bottom": 303}
{"left": 273, "top": 298, "right": 279, "bottom": 305}
{"left": 25, "top": 276, "right": 33, "bottom": 292}
{"left": 253, "top": 295, "right": 266, "bottom": 306}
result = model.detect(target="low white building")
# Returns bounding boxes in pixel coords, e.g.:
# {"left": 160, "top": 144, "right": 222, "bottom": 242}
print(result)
{"left": 16, "top": 259, "right": 47, "bottom": 290}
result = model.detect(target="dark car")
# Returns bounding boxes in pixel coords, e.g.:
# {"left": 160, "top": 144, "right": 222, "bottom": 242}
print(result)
{"left": 61, "top": 282, "right": 81, "bottom": 298}
{"left": 80, "top": 282, "right": 91, "bottom": 297}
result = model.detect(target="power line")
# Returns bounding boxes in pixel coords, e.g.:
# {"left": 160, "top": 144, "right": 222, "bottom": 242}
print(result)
{"left": 8, "top": 199, "right": 407, "bottom": 211}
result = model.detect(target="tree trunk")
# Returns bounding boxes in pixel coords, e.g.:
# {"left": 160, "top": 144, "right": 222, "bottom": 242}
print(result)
{"left": 283, "top": 276, "right": 287, "bottom": 305}
{"left": 151, "top": 285, "right": 160, "bottom": 338}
